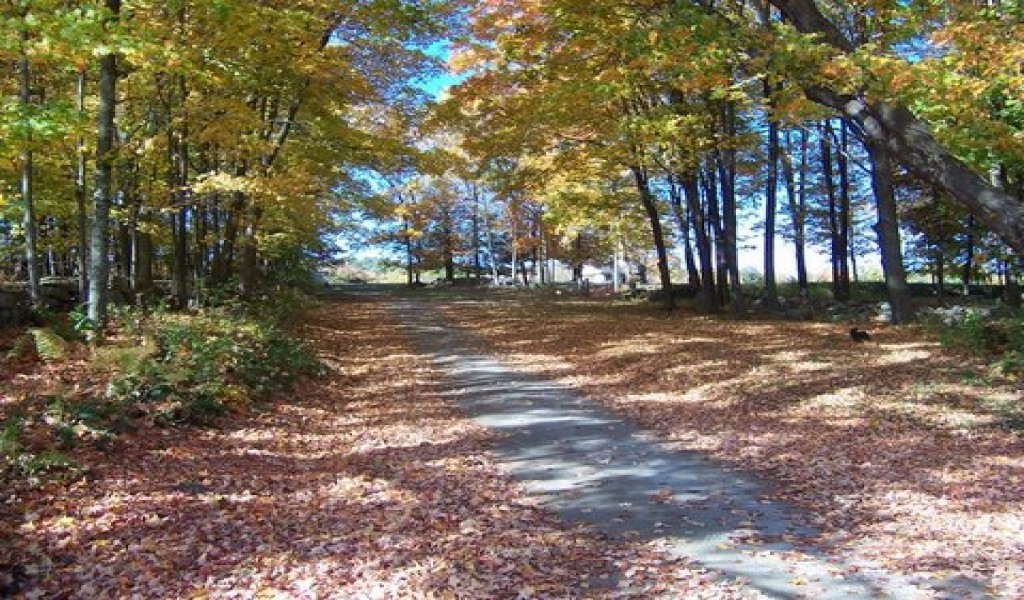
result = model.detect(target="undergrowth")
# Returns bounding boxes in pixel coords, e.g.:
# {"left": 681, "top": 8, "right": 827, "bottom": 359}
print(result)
{"left": 924, "top": 307, "right": 1024, "bottom": 429}
{"left": 107, "top": 306, "right": 324, "bottom": 425}
{"left": 1, "top": 289, "right": 325, "bottom": 484}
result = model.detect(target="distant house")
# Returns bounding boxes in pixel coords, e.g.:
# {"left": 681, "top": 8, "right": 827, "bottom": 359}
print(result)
{"left": 581, "top": 265, "right": 611, "bottom": 284}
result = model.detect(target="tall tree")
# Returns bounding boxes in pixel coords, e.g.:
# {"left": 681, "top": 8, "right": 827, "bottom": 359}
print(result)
{"left": 87, "top": 0, "right": 121, "bottom": 338}
{"left": 867, "top": 139, "right": 915, "bottom": 323}
{"left": 18, "top": 12, "right": 40, "bottom": 306}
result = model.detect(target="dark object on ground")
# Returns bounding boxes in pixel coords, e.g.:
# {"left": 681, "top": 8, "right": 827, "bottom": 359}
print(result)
{"left": 173, "top": 480, "right": 212, "bottom": 496}
{"left": 850, "top": 327, "right": 872, "bottom": 342}
{"left": 0, "top": 563, "right": 28, "bottom": 596}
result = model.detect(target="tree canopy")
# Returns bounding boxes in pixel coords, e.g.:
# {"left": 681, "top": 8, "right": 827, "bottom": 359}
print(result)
{"left": 2, "top": 0, "right": 1024, "bottom": 322}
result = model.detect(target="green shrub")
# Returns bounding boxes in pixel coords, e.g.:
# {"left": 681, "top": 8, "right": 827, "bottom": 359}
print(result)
{"left": 21, "top": 450, "right": 77, "bottom": 476}
{"left": 32, "top": 306, "right": 86, "bottom": 343}
{"left": 0, "top": 415, "right": 78, "bottom": 479}
{"left": 928, "top": 310, "right": 1024, "bottom": 384}
{"left": 106, "top": 306, "right": 322, "bottom": 425}
{"left": 42, "top": 397, "right": 118, "bottom": 450}
{"left": 1, "top": 418, "right": 24, "bottom": 464}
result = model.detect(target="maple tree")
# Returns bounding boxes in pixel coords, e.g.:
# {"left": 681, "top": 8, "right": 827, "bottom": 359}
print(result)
{"left": 433, "top": 0, "right": 1024, "bottom": 320}
{"left": 0, "top": 0, "right": 450, "bottom": 329}
{"left": 2, "top": 0, "right": 1023, "bottom": 317}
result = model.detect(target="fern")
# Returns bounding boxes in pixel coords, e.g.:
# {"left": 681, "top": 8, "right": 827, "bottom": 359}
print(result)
{"left": 29, "top": 327, "right": 68, "bottom": 362}
{"left": 0, "top": 419, "right": 23, "bottom": 459}
{"left": 90, "top": 343, "right": 157, "bottom": 374}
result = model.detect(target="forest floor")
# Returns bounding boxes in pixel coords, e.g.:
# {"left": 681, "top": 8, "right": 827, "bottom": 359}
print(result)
{"left": 3, "top": 294, "right": 749, "bottom": 598}
{"left": 2, "top": 288, "right": 1022, "bottom": 598}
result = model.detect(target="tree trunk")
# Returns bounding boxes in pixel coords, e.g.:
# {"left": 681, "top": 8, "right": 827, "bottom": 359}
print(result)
{"left": 172, "top": 210, "right": 188, "bottom": 305}
{"left": 209, "top": 201, "right": 224, "bottom": 285}
{"left": 866, "top": 140, "right": 915, "bottom": 323}
{"left": 239, "top": 214, "right": 259, "bottom": 297}
{"left": 963, "top": 214, "right": 975, "bottom": 294}
{"left": 219, "top": 191, "right": 244, "bottom": 283}
{"left": 781, "top": 129, "right": 809, "bottom": 295}
{"left": 835, "top": 123, "right": 853, "bottom": 299}
{"left": 682, "top": 173, "right": 717, "bottom": 310}
{"left": 442, "top": 208, "right": 455, "bottom": 282}
{"left": 471, "top": 184, "right": 482, "bottom": 281}
{"left": 703, "top": 162, "right": 729, "bottom": 306}
{"left": 1005, "top": 260, "right": 1021, "bottom": 309}
{"left": 76, "top": 70, "right": 89, "bottom": 303}
{"left": 19, "top": 22, "right": 41, "bottom": 307}
{"left": 404, "top": 217, "right": 414, "bottom": 286}
{"left": 482, "top": 191, "right": 499, "bottom": 283}
{"left": 88, "top": 0, "right": 121, "bottom": 341}
{"left": 717, "top": 102, "right": 745, "bottom": 313}
{"left": 821, "top": 121, "right": 843, "bottom": 300}
{"left": 572, "top": 232, "right": 583, "bottom": 283}
{"left": 669, "top": 177, "right": 701, "bottom": 287}
{"left": 632, "top": 165, "right": 675, "bottom": 309}
{"left": 134, "top": 225, "right": 154, "bottom": 305}
{"left": 763, "top": 109, "right": 780, "bottom": 308}
{"left": 194, "top": 206, "right": 208, "bottom": 288}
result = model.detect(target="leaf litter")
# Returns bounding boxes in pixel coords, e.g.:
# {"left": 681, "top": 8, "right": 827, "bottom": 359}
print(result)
{"left": 2, "top": 297, "right": 754, "bottom": 598}
{"left": 441, "top": 294, "right": 1024, "bottom": 598}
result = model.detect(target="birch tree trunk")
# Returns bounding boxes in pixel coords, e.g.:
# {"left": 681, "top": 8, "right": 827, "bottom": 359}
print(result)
{"left": 76, "top": 71, "right": 89, "bottom": 303}
{"left": 19, "top": 21, "right": 41, "bottom": 307}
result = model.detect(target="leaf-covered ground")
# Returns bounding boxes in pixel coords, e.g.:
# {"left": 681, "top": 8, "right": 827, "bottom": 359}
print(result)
{"left": 3, "top": 297, "right": 752, "bottom": 598}
{"left": 439, "top": 293, "right": 1024, "bottom": 598}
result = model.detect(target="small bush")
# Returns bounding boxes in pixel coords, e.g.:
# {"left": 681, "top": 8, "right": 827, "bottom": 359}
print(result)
{"left": 21, "top": 450, "right": 77, "bottom": 475}
{"left": 106, "top": 306, "right": 323, "bottom": 425}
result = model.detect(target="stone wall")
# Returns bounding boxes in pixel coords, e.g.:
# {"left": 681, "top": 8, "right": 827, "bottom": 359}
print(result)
{"left": 0, "top": 287, "right": 28, "bottom": 327}
{"left": 0, "top": 279, "right": 79, "bottom": 327}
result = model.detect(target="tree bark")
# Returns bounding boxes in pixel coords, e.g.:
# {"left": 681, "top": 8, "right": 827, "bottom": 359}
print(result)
{"left": 471, "top": 184, "right": 482, "bottom": 281}
{"left": 821, "top": 121, "right": 842, "bottom": 299}
{"left": 681, "top": 173, "right": 717, "bottom": 310}
{"left": 482, "top": 190, "right": 499, "bottom": 283}
{"left": 632, "top": 165, "right": 675, "bottom": 309}
{"left": 168, "top": 129, "right": 189, "bottom": 307}
{"left": 835, "top": 122, "right": 852, "bottom": 300}
{"left": 963, "top": 214, "right": 975, "bottom": 294}
{"left": 780, "top": 129, "right": 809, "bottom": 295}
{"left": 717, "top": 138, "right": 745, "bottom": 312}
{"left": 763, "top": 110, "right": 780, "bottom": 308}
{"left": 669, "top": 177, "right": 701, "bottom": 287}
{"left": 702, "top": 162, "right": 729, "bottom": 306}
{"left": 88, "top": 0, "right": 121, "bottom": 340}
{"left": 442, "top": 206, "right": 455, "bottom": 282}
{"left": 866, "top": 140, "right": 915, "bottom": 323}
